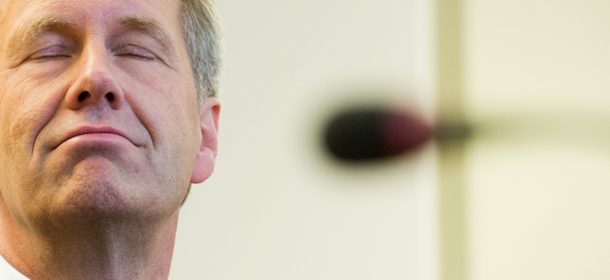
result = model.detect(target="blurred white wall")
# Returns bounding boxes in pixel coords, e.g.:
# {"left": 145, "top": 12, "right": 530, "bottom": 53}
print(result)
{"left": 462, "top": 0, "right": 610, "bottom": 279}
{"left": 170, "top": 0, "right": 438, "bottom": 279}
{"left": 168, "top": 1, "right": 610, "bottom": 279}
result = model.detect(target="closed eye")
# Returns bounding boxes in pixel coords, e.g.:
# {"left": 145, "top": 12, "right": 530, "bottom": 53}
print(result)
{"left": 28, "top": 45, "right": 72, "bottom": 61}
{"left": 114, "top": 44, "right": 156, "bottom": 61}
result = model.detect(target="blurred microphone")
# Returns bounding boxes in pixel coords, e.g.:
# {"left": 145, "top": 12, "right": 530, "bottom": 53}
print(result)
{"left": 323, "top": 107, "right": 471, "bottom": 161}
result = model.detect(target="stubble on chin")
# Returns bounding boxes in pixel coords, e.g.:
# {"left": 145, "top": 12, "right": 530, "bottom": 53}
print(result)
{"left": 33, "top": 158, "right": 151, "bottom": 230}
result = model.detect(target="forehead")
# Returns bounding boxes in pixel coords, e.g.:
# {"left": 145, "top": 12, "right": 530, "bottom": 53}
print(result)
{"left": 0, "top": 0, "right": 181, "bottom": 32}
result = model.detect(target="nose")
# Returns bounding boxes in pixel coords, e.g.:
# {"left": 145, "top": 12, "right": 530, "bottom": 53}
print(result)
{"left": 65, "top": 42, "right": 125, "bottom": 111}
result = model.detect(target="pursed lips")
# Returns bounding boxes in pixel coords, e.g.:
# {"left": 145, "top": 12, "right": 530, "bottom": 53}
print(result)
{"left": 58, "top": 126, "right": 137, "bottom": 148}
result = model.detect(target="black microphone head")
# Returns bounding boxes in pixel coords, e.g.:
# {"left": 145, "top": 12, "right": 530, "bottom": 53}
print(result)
{"left": 323, "top": 107, "right": 432, "bottom": 161}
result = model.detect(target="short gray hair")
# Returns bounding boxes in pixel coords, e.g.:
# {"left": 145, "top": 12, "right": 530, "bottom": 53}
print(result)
{"left": 180, "top": 0, "right": 222, "bottom": 104}
{"left": 179, "top": 0, "right": 221, "bottom": 205}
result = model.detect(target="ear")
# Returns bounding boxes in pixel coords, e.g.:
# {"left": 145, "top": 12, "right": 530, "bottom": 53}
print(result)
{"left": 190, "top": 97, "right": 221, "bottom": 184}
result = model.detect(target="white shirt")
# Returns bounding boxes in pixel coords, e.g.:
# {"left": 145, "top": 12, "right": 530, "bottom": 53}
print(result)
{"left": 0, "top": 254, "right": 29, "bottom": 280}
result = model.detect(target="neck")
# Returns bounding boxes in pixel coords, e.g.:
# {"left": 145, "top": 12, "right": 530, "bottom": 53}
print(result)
{"left": 0, "top": 207, "right": 180, "bottom": 280}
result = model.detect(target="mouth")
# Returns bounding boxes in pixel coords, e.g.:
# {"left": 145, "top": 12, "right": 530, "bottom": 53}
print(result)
{"left": 58, "top": 126, "right": 136, "bottom": 148}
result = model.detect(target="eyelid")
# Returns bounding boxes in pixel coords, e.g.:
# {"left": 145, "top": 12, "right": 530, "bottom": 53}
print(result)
{"left": 28, "top": 45, "right": 72, "bottom": 60}
{"left": 114, "top": 44, "right": 157, "bottom": 60}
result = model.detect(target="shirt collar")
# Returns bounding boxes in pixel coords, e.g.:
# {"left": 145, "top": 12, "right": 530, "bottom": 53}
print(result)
{"left": 0, "top": 253, "right": 30, "bottom": 280}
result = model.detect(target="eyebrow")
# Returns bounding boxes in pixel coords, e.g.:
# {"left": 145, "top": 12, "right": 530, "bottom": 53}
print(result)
{"left": 5, "top": 16, "right": 175, "bottom": 59}
{"left": 118, "top": 16, "right": 174, "bottom": 55}
{"left": 6, "top": 17, "right": 74, "bottom": 58}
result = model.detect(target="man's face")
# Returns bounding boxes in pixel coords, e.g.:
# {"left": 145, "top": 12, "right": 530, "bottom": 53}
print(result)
{"left": 0, "top": 0, "right": 211, "bottom": 226}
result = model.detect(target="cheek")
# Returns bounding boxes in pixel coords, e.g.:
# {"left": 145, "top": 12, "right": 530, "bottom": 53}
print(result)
{"left": 118, "top": 76, "right": 200, "bottom": 202}
{"left": 120, "top": 63, "right": 199, "bottom": 125}
{"left": 0, "top": 74, "right": 68, "bottom": 187}
{"left": 118, "top": 66, "right": 200, "bottom": 155}
{"left": 0, "top": 74, "right": 65, "bottom": 208}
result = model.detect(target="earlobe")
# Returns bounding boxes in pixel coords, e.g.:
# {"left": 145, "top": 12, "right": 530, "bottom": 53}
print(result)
{"left": 190, "top": 97, "right": 221, "bottom": 184}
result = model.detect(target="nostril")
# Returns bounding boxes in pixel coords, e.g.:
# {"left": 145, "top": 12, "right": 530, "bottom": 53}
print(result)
{"left": 78, "top": 91, "right": 90, "bottom": 102}
{"left": 105, "top": 92, "right": 115, "bottom": 102}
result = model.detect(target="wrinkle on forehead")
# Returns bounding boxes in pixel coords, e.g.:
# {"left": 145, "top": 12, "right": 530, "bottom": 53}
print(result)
{"left": 1, "top": 0, "right": 183, "bottom": 61}
{"left": 0, "top": 1, "right": 7, "bottom": 29}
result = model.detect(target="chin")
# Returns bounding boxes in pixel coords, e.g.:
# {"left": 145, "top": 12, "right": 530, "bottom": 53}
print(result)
{"left": 48, "top": 158, "right": 162, "bottom": 225}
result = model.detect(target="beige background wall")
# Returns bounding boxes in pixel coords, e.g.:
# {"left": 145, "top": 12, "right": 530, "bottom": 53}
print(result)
{"left": 461, "top": 0, "right": 610, "bottom": 279}
{"left": 170, "top": 0, "right": 610, "bottom": 279}
{"left": 169, "top": 0, "right": 438, "bottom": 279}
